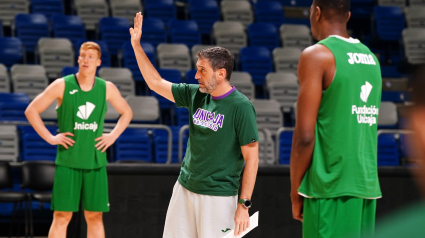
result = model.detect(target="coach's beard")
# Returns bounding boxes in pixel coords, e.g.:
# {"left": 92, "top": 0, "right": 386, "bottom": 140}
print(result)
{"left": 199, "top": 74, "right": 218, "bottom": 94}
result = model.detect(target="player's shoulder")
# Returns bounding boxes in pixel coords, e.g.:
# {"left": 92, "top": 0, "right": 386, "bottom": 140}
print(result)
{"left": 49, "top": 77, "right": 65, "bottom": 88}
{"left": 301, "top": 44, "right": 333, "bottom": 61}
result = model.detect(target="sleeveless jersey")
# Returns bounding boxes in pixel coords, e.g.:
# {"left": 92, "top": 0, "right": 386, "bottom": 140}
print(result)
{"left": 55, "top": 74, "right": 107, "bottom": 169}
{"left": 298, "top": 35, "right": 382, "bottom": 199}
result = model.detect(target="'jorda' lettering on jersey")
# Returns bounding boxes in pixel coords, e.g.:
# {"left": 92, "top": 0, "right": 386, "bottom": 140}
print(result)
{"left": 351, "top": 81, "right": 379, "bottom": 126}
{"left": 192, "top": 108, "right": 224, "bottom": 132}
{"left": 347, "top": 53, "right": 376, "bottom": 65}
{"left": 73, "top": 122, "right": 98, "bottom": 132}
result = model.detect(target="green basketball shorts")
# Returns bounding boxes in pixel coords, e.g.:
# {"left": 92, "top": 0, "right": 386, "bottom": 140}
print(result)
{"left": 303, "top": 196, "right": 377, "bottom": 238}
{"left": 51, "top": 165, "right": 109, "bottom": 212}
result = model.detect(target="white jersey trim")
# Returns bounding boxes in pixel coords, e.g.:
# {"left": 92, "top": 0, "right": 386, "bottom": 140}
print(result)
{"left": 298, "top": 191, "right": 382, "bottom": 200}
{"left": 329, "top": 35, "right": 360, "bottom": 44}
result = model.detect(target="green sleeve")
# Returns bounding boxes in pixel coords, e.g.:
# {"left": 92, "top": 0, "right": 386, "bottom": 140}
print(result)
{"left": 171, "top": 83, "right": 199, "bottom": 108}
{"left": 235, "top": 102, "right": 259, "bottom": 146}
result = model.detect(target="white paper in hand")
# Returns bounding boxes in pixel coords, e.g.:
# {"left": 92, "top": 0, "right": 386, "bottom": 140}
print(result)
{"left": 222, "top": 211, "right": 259, "bottom": 238}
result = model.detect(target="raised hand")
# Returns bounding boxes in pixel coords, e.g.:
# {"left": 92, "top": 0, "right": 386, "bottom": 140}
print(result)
{"left": 129, "top": 12, "right": 143, "bottom": 47}
{"left": 48, "top": 132, "right": 74, "bottom": 149}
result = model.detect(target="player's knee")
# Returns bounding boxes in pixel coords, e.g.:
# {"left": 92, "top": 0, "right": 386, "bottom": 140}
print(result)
{"left": 84, "top": 211, "right": 103, "bottom": 224}
{"left": 53, "top": 211, "right": 72, "bottom": 226}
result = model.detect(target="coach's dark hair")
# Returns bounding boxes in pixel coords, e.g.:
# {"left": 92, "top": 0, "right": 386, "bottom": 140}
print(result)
{"left": 314, "top": 0, "right": 350, "bottom": 21}
{"left": 197, "top": 47, "right": 234, "bottom": 81}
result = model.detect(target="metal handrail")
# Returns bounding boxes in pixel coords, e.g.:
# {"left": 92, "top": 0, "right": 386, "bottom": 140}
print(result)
{"left": 178, "top": 125, "right": 189, "bottom": 163}
{"left": 377, "top": 129, "right": 414, "bottom": 137}
{"left": 104, "top": 123, "right": 173, "bottom": 164}
{"left": 275, "top": 127, "right": 294, "bottom": 163}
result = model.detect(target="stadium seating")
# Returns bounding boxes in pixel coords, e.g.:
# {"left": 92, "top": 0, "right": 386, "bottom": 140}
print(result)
{"left": 0, "top": 93, "right": 29, "bottom": 121}
{"left": 115, "top": 128, "right": 152, "bottom": 162}
{"left": 402, "top": 28, "right": 425, "bottom": 65}
{"left": 0, "top": 38, "right": 23, "bottom": 68}
{"left": 0, "top": 125, "right": 19, "bottom": 162}
{"left": 273, "top": 47, "right": 302, "bottom": 74}
{"left": 126, "top": 95, "right": 160, "bottom": 122}
{"left": 258, "top": 128, "right": 276, "bottom": 164}
{"left": 52, "top": 15, "right": 86, "bottom": 47}
{"left": 140, "top": 18, "right": 168, "bottom": 47}
{"left": 213, "top": 21, "right": 247, "bottom": 56}
{"left": 254, "top": 1, "right": 285, "bottom": 28}
{"left": 75, "top": 0, "right": 109, "bottom": 31}
{"left": 188, "top": 0, "right": 220, "bottom": 35}
{"left": 122, "top": 41, "right": 156, "bottom": 82}
{"left": 221, "top": 0, "right": 254, "bottom": 27}
{"left": 0, "top": 0, "right": 29, "bottom": 27}
{"left": 405, "top": 6, "right": 425, "bottom": 28}
{"left": 251, "top": 99, "right": 283, "bottom": 131}
{"left": 410, "top": 0, "right": 425, "bottom": 5}
{"left": 110, "top": 0, "right": 143, "bottom": 23}
{"left": 280, "top": 24, "right": 312, "bottom": 49}
{"left": 99, "top": 17, "right": 130, "bottom": 56}
{"left": 39, "top": 99, "right": 58, "bottom": 120}
{"left": 37, "top": 38, "right": 74, "bottom": 79}
{"left": 0, "top": 64, "right": 9, "bottom": 93}
{"left": 168, "top": 20, "right": 202, "bottom": 48}
{"left": 184, "top": 69, "right": 198, "bottom": 84}
{"left": 144, "top": 0, "right": 176, "bottom": 24}
{"left": 76, "top": 40, "right": 111, "bottom": 68}
{"left": 31, "top": 0, "right": 63, "bottom": 21}
{"left": 10, "top": 64, "right": 48, "bottom": 100}
{"left": 373, "top": 6, "right": 405, "bottom": 41}
{"left": 378, "top": 134, "right": 400, "bottom": 166}
{"left": 98, "top": 67, "right": 135, "bottom": 97}
{"left": 174, "top": 106, "right": 190, "bottom": 126}
{"left": 14, "top": 14, "right": 49, "bottom": 53}
{"left": 157, "top": 43, "right": 191, "bottom": 76}
{"left": 18, "top": 126, "right": 57, "bottom": 161}
{"left": 266, "top": 72, "right": 299, "bottom": 112}
{"left": 278, "top": 130, "right": 293, "bottom": 164}
{"left": 61, "top": 66, "right": 79, "bottom": 77}
{"left": 247, "top": 23, "right": 280, "bottom": 51}
{"left": 378, "top": 102, "right": 398, "bottom": 127}
{"left": 230, "top": 72, "right": 255, "bottom": 100}
{"left": 377, "top": 0, "right": 406, "bottom": 7}
{"left": 152, "top": 69, "right": 182, "bottom": 109}
{"left": 153, "top": 126, "right": 188, "bottom": 163}
{"left": 350, "top": 0, "right": 375, "bottom": 17}
{"left": 240, "top": 46, "right": 273, "bottom": 86}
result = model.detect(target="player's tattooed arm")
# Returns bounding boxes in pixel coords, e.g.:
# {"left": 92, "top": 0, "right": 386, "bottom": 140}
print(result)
{"left": 130, "top": 12, "right": 175, "bottom": 103}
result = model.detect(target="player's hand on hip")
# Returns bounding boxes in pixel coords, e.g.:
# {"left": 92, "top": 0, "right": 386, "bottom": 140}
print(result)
{"left": 234, "top": 203, "right": 250, "bottom": 236}
{"left": 129, "top": 12, "right": 143, "bottom": 47}
{"left": 95, "top": 133, "right": 118, "bottom": 153}
{"left": 48, "top": 132, "right": 74, "bottom": 149}
{"left": 291, "top": 192, "right": 304, "bottom": 222}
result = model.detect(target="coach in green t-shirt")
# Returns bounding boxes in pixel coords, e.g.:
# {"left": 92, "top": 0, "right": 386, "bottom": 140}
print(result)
{"left": 130, "top": 13, "right": 259, "bottom": 238}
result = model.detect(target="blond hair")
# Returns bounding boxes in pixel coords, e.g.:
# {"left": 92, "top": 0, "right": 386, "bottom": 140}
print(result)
{"left": 80, "top": 41, "right": 101, "bottom": 58}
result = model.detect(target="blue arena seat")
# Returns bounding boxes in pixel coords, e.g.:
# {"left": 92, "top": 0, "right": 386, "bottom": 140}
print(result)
{"left": 141, "top": 18, "right": 168, "bottom": 47}
{"left": 18, "top": 126, "right": 57, "bottom": 161}
{"left": 378, "top": 134, "right": 400, "bottom": 166}
{"left": 14, "top": 14, "right": 49, "bottom": 53}
{"left": 240, "top": 46, "right": 273, "bottom": 86}
{"left": 175, "top": 106, "right": 190, "bottom": 126}
{"left": 255, "top": 1, "right": 285, "bottom": 28}
{"left": 99, "top": 17, "right": 130, "bottom": 56}
{"left": 31, "top": 0, "right": 63, "bottom": 21}
{"left": 52, "top": 14, "right": 86, "bottom": 47}
{"left": 350, "top": 0, "right": 375, "bottom": 17}
{"left": 373, "top": 6, "right": 405, "bottom": 41}
{"left": 168, "top": 20, "right": 201, "bottom": 48}
{"left": 115, "top": 128, "right": 152, "bottom": 162}
{"left": 189, "top": 1, "right": 221, "bottom": 35}
{"left": 153, "top": 126, "right": 188, "bottom": 163}
{"left": 76, "top": 40, "right": 111, "bottom": 68}
{"left": 145, "top": 0, "right": 176, "bottom": 24}
{"left": 185, "top": 69, "right": 198, "bottom": 84}
{"left": 0, "top": 37, "right": 24, "bottom": 67}
{"left": 278, "top": 130, "right": 293, "bottom": 164}
{"left": 247, "top": 23, "right": 280, "bottom": 51}
{"left": 122, "top": 41, "right": 156, "bottom": 81}
{"left": 0, "top": 93, "right": 30, "bottom": 121}
{"left": 381, "top": 91, "right": 409, "bottom": 103}
{"left": 269, "top": 0, "right": 311, "bottom": 6}
{"left": 61, "top": 66, "right": 79, "bottom": 76}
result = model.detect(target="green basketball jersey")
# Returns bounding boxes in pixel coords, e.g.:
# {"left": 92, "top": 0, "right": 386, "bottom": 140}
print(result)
{"left": 298, "top": 36, "right": 382, "bottom": 199}
{"left": 55, "top": 74, "right": 107, "bottom": 169}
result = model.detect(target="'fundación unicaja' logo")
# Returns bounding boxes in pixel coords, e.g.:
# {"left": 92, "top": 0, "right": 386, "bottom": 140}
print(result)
{"left": 351, "top": 81, "right": 379, "bottom": 126}
{"left": 74, "top": 102, "right": 98, "bottom": 132}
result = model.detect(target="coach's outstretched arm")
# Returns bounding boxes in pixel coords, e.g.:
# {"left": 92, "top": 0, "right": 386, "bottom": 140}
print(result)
{"left": 130, "top": 12, "right": 174, "bottom": 103}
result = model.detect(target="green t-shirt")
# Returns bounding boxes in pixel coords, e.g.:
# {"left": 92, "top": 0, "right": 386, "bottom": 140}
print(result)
{"left": 172, "top": 83, "right": 259, "bottom": 196}
{"left": 363, "top": 201, "right": 425, "bottom": 238}
{"left": 55, "top": 74, "right": 107, "bottom": 169}
{"left": 299, "top": 36, "right": 382, "bottom": 199}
